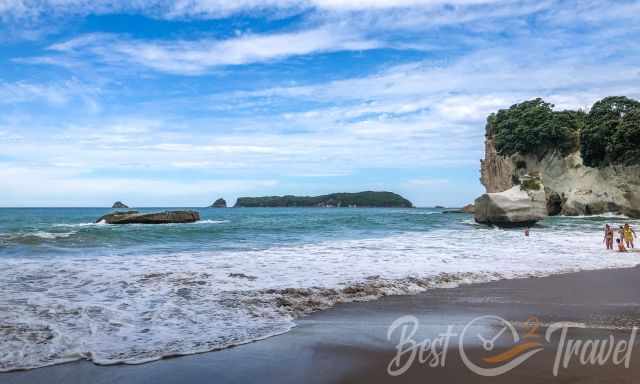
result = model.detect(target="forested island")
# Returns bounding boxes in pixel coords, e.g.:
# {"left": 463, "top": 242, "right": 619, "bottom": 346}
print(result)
{"left": 233, "top": 191, "right": 413, "bottom": 208}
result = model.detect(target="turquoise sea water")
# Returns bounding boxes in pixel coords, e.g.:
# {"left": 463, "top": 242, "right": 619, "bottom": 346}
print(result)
{"left": 1, "top": 207, "right": 639, "bottom": 371}
{"left": 0, "top": 207, "right": 460, "bottom": 258}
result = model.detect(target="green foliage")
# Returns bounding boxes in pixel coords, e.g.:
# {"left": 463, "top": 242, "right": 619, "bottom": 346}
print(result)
{"left": 581, "top": 96, "right": 640, "bottom": 167}
{"left": 520, "top": 178, "right": 542, "bottom": 191}
{"left": 490, "top": 98, "right": 582, "bottom": 158}
{"left": 610, "top": 109, "right": 640, "bottom": 166}
{"left": 234, "top": 191, "right": 413, "bottom": 208}
{"left": 488, "top": 96, "right": 640, "bottom": 167}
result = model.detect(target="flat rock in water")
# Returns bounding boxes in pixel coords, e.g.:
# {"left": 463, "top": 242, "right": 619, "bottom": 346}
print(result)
{"left": 97, "top": 210, "right": 200, "bottom": 224}
{"left": 443, "top": 204, "right": 475, "bottom": 214}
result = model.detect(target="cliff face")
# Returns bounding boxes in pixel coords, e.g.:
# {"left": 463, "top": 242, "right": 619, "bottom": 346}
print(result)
{"left": 480, "top": 133, "right": 640, "bottom": 218}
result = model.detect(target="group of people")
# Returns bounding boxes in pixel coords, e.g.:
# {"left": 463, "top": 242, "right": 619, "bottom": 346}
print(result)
{"left": 604, "top": 224, "right": 637, "bottom": 252}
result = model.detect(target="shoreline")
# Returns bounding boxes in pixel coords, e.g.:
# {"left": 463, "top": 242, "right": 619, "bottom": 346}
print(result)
{"left": 1, "top": 264, "right": 637, "bottom": 372}
{"left": 4, "top": 209, "right": 639, "bottom": 373}
{"left": 5, "top": 265, "right": 640, "bottom": 383}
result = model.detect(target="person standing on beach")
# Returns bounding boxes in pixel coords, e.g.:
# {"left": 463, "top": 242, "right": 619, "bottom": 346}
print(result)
{"left": 623, "top": 224, "right": 636, "bottom": 248}
{"left": 603, "top": 224, "right": 614, "bottom": 250}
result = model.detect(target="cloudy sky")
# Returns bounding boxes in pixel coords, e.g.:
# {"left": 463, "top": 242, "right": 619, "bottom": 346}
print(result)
{"left": 1, "top": 0, "right": 639, "bottom": 206}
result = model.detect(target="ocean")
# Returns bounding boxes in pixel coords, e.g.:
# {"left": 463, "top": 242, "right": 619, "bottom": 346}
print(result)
{"left": 1, "top": 207, "right": 639, "bottom": 371}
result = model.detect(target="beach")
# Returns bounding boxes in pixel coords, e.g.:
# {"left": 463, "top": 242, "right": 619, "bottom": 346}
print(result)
{"left": 4, "top": 0, "right": 640, "bottom": 381}
{"left": 4, "top": 266, "right": 640, "bottom": 383}
{"left": 3, "top": 208, "right": 640, "bottom": 372}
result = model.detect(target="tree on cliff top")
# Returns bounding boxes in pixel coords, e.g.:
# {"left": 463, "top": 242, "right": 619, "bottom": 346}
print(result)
{"left": 610, "top": 108, "right": 640, "bottom": 166}
{"left": 581, "top": 96, "right": 640, "bottom": 167}
{"left": 489, "top": 98, "right": 582, "bottom": 158}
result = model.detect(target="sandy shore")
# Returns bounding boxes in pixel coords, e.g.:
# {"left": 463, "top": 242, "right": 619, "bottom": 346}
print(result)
{"left": 5, "top": 266, "right": 640, "bottom": 383}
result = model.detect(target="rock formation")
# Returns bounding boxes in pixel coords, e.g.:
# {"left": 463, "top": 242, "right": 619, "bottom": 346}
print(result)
{"left": 480, "top": 141, "right": 640, "bottom": 218}
{"left": 97, "top": 210, "right": 200, "bottom": 224}
{"left": 478, "top": 97, "right": 640, "bottom": 219}
{"left": 210, "top": 198, "right": 227, "bottom": 208}
{"left": 474, "top": 176, "right": 547, "bottom": 226}
{"left": 112, "top": 201, "right": 129, "bottom": 209}
{"left": 443, "top": 204, "right": 475, "bottom": 214}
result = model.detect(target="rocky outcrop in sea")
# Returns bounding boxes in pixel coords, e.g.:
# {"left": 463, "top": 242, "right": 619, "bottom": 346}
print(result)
{"left": 112, "top": 201, "right": 129, "bottom": 209}
{"left": 210, "top": 198, "right": 227, "bottom": 208}
{"left": 475, "top": 175, "right": 547, "bottom": 226}
{"left": 97, "top": 210, "right": 200, "bottom": 224}
{"left": 477, "top": 97, "right": 640, "bottom": 222}
{"left": 480, "top": 137, "right": 640, "bottom": 218}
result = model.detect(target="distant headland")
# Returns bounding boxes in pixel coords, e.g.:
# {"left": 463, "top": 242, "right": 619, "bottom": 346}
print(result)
{"left": 233, "top": 191, "right": 413, "bottom": 208}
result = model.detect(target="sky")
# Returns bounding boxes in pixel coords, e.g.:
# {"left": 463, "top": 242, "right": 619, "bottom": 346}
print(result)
{"left": 0, "top": 0, "right": 639, "bottom": 207}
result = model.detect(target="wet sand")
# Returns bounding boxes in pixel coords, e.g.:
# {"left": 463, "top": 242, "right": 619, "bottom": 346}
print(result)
{"left": 5, "top": 266, "right": 640, "bottom": 383}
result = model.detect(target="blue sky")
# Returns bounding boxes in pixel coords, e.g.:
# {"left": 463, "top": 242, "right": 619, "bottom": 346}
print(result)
{"left": 0, "top": 0, "right": 639, "bottom": 207}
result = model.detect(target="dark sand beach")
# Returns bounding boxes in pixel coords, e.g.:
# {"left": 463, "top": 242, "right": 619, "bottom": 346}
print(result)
{"left": 5, "top": 266, "right": 640, "bottom": 384}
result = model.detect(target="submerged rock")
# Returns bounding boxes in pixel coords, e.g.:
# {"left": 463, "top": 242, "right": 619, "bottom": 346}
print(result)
{"left": 474, "top": 178, "right": 547, "bottom": 227}
{"left": 97, "top": 210, "right": 200, "bottom": 224}
{"left": 210, "top": 198, "right": 227, "bottom": 208}
{"left": 112, "top": 201, "right": 129, "bottom": 209}
{"left": 228, "top": 273, "right": 257, "bottom": 281}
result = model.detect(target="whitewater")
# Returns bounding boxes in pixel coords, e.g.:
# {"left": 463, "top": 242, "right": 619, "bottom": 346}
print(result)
{"left": 1, "top": 207, "right": 639, "bottom": 371}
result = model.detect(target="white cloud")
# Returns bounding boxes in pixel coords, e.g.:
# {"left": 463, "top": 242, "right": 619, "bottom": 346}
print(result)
{"left": 44, "top": 27, "right": 381, "bottom": 74}
{"left": 233, "top": 43, "right": 640, "bottom": 110}
{"left": 3, "top": 0, "right": 640, "bottom": 206}
{"left": 0, "top": 129, "right": 23, "bottom": 141}
{"left": 0, "top": 79, "right": 98, "bottom": 105}
{"left": 0, "top": 0, "right": 514, "bottom": 21}
{"left": 166, "top": 0, "right": 503, "bottom": 17}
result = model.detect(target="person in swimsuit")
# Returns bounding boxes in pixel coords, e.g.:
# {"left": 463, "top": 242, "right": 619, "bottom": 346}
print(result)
{"left": 617, "top": 238, "right": 627, "bottom": 252}
{"left": 623, "top": 224, "right": 636, "bottom": 249}
{"left": 603, "top": 224, "right": 614, "bottom": 250}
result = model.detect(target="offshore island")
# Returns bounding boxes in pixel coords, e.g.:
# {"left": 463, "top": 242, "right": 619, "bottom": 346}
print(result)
{"left": 233, "top": 191, "right": 413, "bottom": 208}
{"left": 100, "top": 192, "right": 413, "bottom": 224}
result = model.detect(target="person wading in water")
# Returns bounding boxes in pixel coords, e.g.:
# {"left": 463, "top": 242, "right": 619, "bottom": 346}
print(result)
{"left": 623, "top": 224, "right": 637, "bottom": 249}
{"left": 603, "top": 224, "right": 614, "bottom": 250}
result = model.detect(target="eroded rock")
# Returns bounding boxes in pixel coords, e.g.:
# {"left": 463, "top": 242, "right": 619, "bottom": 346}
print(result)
{"left": 97, "top": 210, "right": 200, "bottom": 224}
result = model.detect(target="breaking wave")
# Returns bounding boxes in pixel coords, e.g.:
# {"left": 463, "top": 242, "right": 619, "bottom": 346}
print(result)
{"left": 1, "top": 209, "right": 639, "bottom": 371}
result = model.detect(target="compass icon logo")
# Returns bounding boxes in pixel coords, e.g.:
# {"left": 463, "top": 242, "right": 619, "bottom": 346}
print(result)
{"left": 459, "top": 315, "right": 544, "bottom": 376}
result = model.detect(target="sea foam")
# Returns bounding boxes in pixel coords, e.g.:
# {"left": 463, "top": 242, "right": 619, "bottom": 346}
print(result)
{"left": 1, "top": 217, "right": 639, "bottom": 371}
